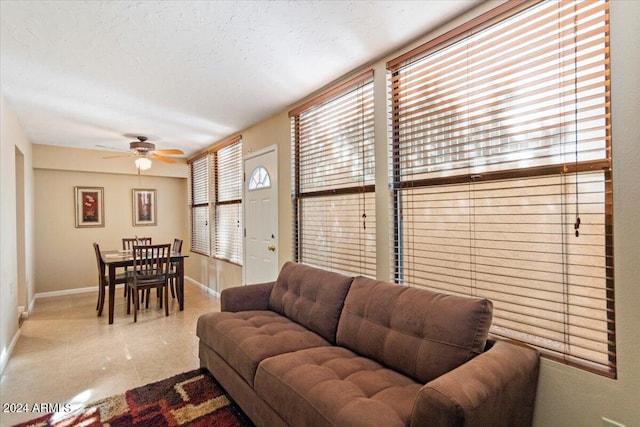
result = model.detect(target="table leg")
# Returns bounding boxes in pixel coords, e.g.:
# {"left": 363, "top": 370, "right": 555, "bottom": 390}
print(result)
{"left": 178, "top": 258, "right": 184, "bottom": 311}
{"left": 108, "top": 264, "right": 116, "bottom": 324}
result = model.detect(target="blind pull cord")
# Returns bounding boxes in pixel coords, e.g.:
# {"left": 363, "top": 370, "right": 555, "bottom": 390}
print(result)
{"left": 573, "top": 5, "right": 581, "bottom": 238}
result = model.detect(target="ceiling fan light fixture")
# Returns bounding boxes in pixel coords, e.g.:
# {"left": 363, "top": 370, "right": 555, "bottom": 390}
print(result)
{"left": 135, "top": 157, "right": 152, "bottom": 171}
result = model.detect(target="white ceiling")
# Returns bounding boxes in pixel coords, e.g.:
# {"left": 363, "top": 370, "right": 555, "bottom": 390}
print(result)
{"left": 1, "top": 0, "right": 480, "bottom": 157}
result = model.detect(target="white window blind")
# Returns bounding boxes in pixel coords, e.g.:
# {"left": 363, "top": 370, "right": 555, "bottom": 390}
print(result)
{"left": 290, "top": 70, "right": 376, "bottom": 277}
{"left": 214, "top": 138, "right": 243, "bottom": 264}
{"left": 388, "top": 0, "right": 614, "bottom": 377}
{"left": 189, "top": 155, "right": 210, "bottom": 256}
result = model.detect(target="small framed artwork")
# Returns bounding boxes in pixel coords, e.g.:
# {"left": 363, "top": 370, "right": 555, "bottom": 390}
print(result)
{"left": 75, "top": 186, "right": 104, "bottom": 228}
{"left": 132, "top": 188, "right": 157, "bottom": 226}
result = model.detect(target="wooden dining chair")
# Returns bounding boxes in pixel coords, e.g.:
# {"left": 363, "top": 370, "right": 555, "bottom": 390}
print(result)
{"left": 147, "top": 238, "right": 183, "bottom": 301}
{"left": 168, "top": 238, "right": 183, "bottom": 299}
{"left": 93, "top": 242, "right": 132, "bottom": 317}
{"left": 127, "top": 243, "right": 171, "bottom": 322}
{"left": 121, "top": 237, "right": 152, "bottom": 298}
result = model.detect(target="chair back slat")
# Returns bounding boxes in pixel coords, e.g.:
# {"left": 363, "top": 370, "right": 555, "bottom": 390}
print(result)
{"left": 93, "top": 242, "right": 108, "bottom": 316}
{"left": 93, "top": 242, "right": 105, "bottom": 278}
{"left": 122, "top": 237, "right": 152, "bottom": 251}
{"left": 132, "top": 244, "right": 171, "bottom": 281}
{"left": 172, "top": 238, "right": 183, "bottom": 253}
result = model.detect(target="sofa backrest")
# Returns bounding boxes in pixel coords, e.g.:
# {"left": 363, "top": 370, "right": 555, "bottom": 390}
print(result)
{"left": 337, "top": 276, "right": 493, "bottom": 384}
{"left": 268, "top": 261, "right": 354, "bottom": 343}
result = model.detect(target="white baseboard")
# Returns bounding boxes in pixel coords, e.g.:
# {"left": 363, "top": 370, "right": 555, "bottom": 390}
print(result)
{"left": 18, "top": 305, "right": 28, "bottom": 319}
{"left": 34, "top": 286, "right": 96, "bottom": 299}
{"left": 32, "top": 279, "right": 220, "bottom": 301}
{"left": 0, "top": 328, "right": 21, "bottom": 377}
{"left": 185, "top": 276, "right": 220, "bottom": 299}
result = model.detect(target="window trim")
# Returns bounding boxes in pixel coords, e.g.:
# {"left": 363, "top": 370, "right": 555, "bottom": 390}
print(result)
{"left": 290, "top": 70, "right": 377, "bottom": 277}
{"left": 387, "top": 0, "right": 615, "bottom": 377}
{"left": 213, "top": 138, "right": 243, "bottom": 265}
{"left": 188, "top": 153, "right": 210, "bottom": 256}
{"left": 188, "top": 135, "right": 243, "bottom": 264}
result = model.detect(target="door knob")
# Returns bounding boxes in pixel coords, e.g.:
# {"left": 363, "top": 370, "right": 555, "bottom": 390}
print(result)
{"left": 267, "top": 245, "right": 276, "bottom": 252}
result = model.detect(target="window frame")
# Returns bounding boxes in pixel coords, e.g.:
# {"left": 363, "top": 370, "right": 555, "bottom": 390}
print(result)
{"left": 189, "top": 154, "right": 210, "bottom": 256}
{"left": 387, "top": 0, "right": 615, "bottom": 377}
{"left": 290, "top": 70, "right": 377, "bottom": 277}
{"left": 213, "top": 137, "right": 243, "bottom": 265}
{"left": 188, "top": 135, "right": 243, "bottom": 264}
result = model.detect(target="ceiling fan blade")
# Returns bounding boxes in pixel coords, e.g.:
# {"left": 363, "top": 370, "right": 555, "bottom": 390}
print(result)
{"left": 153, "top": 149, "right": 184, "bottom": 155}
{"left": 150, "top": 154, "right": 176, "bottom": 164}
{"left": 102, "top": 154, "right": 132, "bottom": 159}
{"left": 96, "top": 144, "right": 129, "bottom": 153}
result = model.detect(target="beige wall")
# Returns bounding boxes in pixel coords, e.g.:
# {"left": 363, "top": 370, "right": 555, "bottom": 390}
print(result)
{"left": 33, "top": 144, "right": 188, "bottom": 178}
{"left": 1, "top": 96, "right": 35, "bottom": 374}
{"left": 33, "top": 166, "right": 188, "bottom": 293}
{"left": 33, "top": 144, "right": 194, "bottom": 294}
{"left": 184, "top": 112, "right": 291, "bottom": 295}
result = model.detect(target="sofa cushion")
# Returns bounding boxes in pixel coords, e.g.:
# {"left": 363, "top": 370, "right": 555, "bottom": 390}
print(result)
{"left": 196, "top": 310, "right": 330, "bottom": 387}
{"left": 268, "top": 261, "right": 354, "bottom": 343}
{"left": 337, "top": 277, "right": 493, "bottom": 384}
{"left": 255, "top": 346, "right": 421, "bottom": 427}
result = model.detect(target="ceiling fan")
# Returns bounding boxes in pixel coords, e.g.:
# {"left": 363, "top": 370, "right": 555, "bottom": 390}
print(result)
{"left": 100, "top": 136, "right": 184, "bottom": 171}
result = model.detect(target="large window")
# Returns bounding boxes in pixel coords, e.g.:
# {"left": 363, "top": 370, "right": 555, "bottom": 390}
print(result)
{"left": 190, "top": 154, "right": 210, "bottom": 256}
{"left": 388, "top": 0, "right": 614, "bottom": 376}
{"left": 189, "top": 136, "right": 243, "bottom": 264}
{"left": 290, "top": 70, "right": 376, "bottom": 277}
{"left": 214, "top": 139, "right": 243, "bottom": 264}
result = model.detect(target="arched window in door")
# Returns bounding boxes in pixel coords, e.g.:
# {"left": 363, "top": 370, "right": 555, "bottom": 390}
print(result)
{"left": 248, "top": 166, "right": 271, "bottom": 190}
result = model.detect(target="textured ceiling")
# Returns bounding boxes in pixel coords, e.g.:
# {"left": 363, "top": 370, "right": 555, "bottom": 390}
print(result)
{"left": 1, "top": 0, "right": 480, "bottom": 157}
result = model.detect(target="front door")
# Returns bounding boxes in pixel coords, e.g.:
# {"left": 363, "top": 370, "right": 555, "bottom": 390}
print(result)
{"left": 243, "top": 145, "right": 279, "bottom": 284}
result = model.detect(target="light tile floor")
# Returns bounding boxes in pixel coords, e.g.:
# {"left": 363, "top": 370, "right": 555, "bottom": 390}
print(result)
{"left": 0, "top": 282, "right": 220, "bottom": 426}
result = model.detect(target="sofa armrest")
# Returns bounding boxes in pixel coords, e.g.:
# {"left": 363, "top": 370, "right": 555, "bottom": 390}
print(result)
{"left": 220, "top": 282, "right": 275, "bottom": 312}
{"left": 411, "top": 339, "right": 539, "bottom": 427}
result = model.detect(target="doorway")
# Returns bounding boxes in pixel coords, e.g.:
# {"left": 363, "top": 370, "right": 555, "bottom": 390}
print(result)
{"left": 15, "top": 147, "right": 27, "bottom": 320}
{"left": 243, "top": 145, "right": 278, "bottom": 284}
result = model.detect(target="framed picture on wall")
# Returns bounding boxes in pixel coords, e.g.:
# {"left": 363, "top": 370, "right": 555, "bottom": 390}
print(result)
{"left": 74, "top": 186, "right": 104, "bottom": 228}
{"left": 132, "top": 188, "right": 157, "bottom": 226}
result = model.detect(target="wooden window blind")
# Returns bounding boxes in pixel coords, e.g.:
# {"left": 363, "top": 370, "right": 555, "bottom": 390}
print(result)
{"left": 388, "top": 0, "right": 614, "bottom": 376}
{"left": 290, "top": 70, "right": 376, "bottom": 277}
{"left": 189, "top": 155, "right": 210, "bottom": 256}
{"left": 214, "top": 138, "right": 243, "bottom": 264}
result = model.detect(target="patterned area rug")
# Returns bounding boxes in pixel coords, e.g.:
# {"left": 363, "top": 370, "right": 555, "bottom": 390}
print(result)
{"left": 13, "top": 369, "right": 254, "bottom": 427}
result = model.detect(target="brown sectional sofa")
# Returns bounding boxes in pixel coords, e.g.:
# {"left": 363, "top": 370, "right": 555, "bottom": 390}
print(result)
{"left": 197, "top": 261, "right": 540, "bottom": 427}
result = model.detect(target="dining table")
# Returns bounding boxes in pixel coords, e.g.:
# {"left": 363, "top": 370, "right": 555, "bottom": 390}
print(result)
{"left": 101, "top": 249, "right": 188, "bottom": 324}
